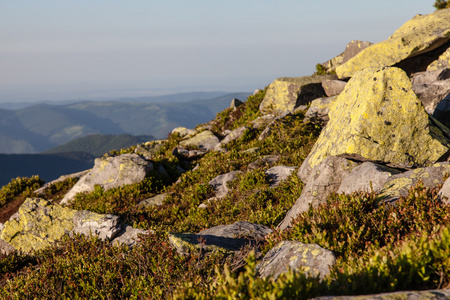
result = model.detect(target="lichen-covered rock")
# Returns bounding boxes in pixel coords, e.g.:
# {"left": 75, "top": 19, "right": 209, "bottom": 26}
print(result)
{"left": 256, "top": 241, "right": 336, "bottom": 280}
{"left": 265, "top": 166, "right": 296, "bottom": 188}
{"left": 198, "top": 221, "right": 272, "bottom": 240}
{"left": 0, "top": 198, "right": 125, "bottom": 252}
{"left": 322, "top": 80, "right": 347, "bottom": 97}
{"left": 168, "top": 232, "right": 250, "bottom": 256}
{"left": 61, "top": 153, "right": 153, "bottom": 205}
{"left": 337, "top": 162, "right": 401, "bottom": 194}
{"left": 304, "top": 96, "right": 338, "bottom": 126}
{"left": 179, "top": 130, "right": 220, "bottom": 150}
{"left": 336, "top": 9, "right": 450, "bottom": 78}
{"left": 428, "top": 47, "right": 450, "bottom": 71}
{"left": 312, "top": 289, "right": 450, "bottom": 300}
{"left": 279, "top": 156, "right": 359, "bottom": 231}
{"left": 208, "top": 171, "right": 241, "bottom": 199}
{"left": 138, "top": 193, "right": 167, "bottom": 208}
{"left": 135, "top": 140, "right": 165, "bottom": 158}
{"left": 298, "top": 67, "right": 449, "bottom": 181}
{"left": 172, "top": 127, "right": 196, "bottom": 138}
{"left": 321, "top": 40, "right": 372, "bottom": 73}
{"left": 380, "top": 162, "right": 450, "bottom": 202}
{"left": 259, "top": 75, "right": 336, "bottom": 115}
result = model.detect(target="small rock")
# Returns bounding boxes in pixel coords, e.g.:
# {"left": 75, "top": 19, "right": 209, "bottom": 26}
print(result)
{"left": 230, "top": 98, "right": 243, "bottom": 109}
{"left": 139, "top": 193, "right": 167, "bottom": 208}
{"left": 265, "top": 166, "right": 296, "bottom": 188}
{"left": 208, "top": 171, "right": 241, "bottom": 199}
{"left": 198, "top": 221, "right": 272, "bottom": 240}
{"left": 248, "top": 155, "right": 280, "bottom": 171}
{"left": 322, "top": 80, "right": 347, "bottom": 97}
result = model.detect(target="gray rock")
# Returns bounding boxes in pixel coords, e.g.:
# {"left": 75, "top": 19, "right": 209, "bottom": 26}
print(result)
{"left": 321, "top": 40, "right": 372, "bottom": 72}
{"left": 139, "top": 193, "right": 167, "bottom": 208}
{"left": 248, "top": 155, "right": 281, "bottom": 171}
{"left": 179, "top": 130, "right": 220, "bottom": 151}
{"left": 256, "top": 241, "right": 336, "bottom": 280}
{"left": 279, "top": 156, "right": 359, "bottom": 231}
{"left": 111, "top": 225, "right": 150, "bottom": 247}
{"left": 322, "top": 80, "right": 347, "bottom": 97}
{"left": 216, "top": 126, "right": 249, "bottom": 148}
{"left": 312, "top": 289, "right": 450, "bottom": 300}
{"left": 337, "top": 162, "right": 401, "bottom": 194}
{"left": 72, "top": 210, "right": 122, "bottom": 241}
{"left": 34, "top": 170, "right": 90, "bottom": 196}
{"left": 61, "top": 154, "right": 153, "bottom": 205}
{"left": 242, "top": 147, "right": 261, "bottom": 154}
{"left": 265, "top": 166, "right": 296, "bottom": 188}
{"left": 208, "top": 171, "right": 241, "bottom": 199}
{"left": 411, "top": 68, "right": 450, "bottom": 85}
{"left": 433, "top": 93, "right": 450, "bottom": 128}
{"left": 380, "top": 162, "right": 450, "bottom": 203}
{"left": 230, "top": 98, "right": 243, "bottom": 109}
{"left": 439, "top": 177, "right": 450, "bottom": 205}
{"left": 251, "top": 114, "right": 276, "bottom": 130}
{"left": 198, "top": 221, "right": 272, "bottom": 240}
{"left": 304, "top": 96, "right": 338, "bottom": 126}
{"left": 135, "top": 140, "right": 165, "bottom": 158}
{"left": 258, "top": 125, "right": 273, "bottom": 141}
{"left": 412, "top": 79, "right": 450, "bottom": 114}
{"left": 172, "top": 127, "right": 196, "bottom": 138}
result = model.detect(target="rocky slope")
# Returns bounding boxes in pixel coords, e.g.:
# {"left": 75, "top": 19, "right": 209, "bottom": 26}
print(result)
{"left": 0, "top": 7, "right": 450, "bottom": 300}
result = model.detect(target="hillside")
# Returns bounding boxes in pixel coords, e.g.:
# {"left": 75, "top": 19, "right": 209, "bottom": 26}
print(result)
{"left": 0, "top": 7, "right": 450, "bottom": 300}
{"left": 0, "top": 92, "right": 249, "bottom": 154}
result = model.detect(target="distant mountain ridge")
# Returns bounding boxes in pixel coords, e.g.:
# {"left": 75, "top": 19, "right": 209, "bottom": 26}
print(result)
{"left": 0, "top": 92, "right": 250, "bottom": 154}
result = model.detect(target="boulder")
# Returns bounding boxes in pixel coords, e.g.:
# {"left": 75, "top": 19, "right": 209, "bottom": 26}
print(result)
{"left": 179, "top": 130, "right": 220, "bottom": 151}
{"left": 259, "top": 75, "right": 337, "bottom": 116}
{"left": 298, "top": 67, "right": 450, "bottom": 182}
{"left": 304, "top": 96, "right": 338, "bottom": 126}
{"left": 230, "top": 98, "right": 243, "bottom": 109}
{"left": 138, "top": 193, "right": 167, "bottom": 208}
{"left": 433, "top": 94, "right": 450, "bottom": 128}
{"left": 209, "top": 171, "right": 241, "bottom": 199}
{"left": 321, "top": 41, "right": 372, "bottom": 73}
{"left": 216, "top": 126, "right": 249, "bottom": 148}
{"left": 172, "top": 127, "right": 196, "bottom": 138}
{"left": 256, "top": 241, "right": 336, "bottom": 280}
{"left": 135, "top": 140, "right": 165, "bottom": 158}
{"left": 248, "top": 155, "right": 281, "bottom": 171}
{"left": 34, "top": 169, "right": 90, "bottom": 196}
{"left": 0, "top": 198, "right": 125, "bottom": 252}
{"left": 428, "top": 47, "right": 450, "bottom": 71}
{"left": 251, "top": 114, "right": 277, "bottom": 130}
{"left": 322, "top": 80, "right": 347, "bottom": 97}
{"left": 312, "top": 289, "right": 450, "bottom": 300}
{"left": 412, "top": 69, "right": 450, "bottom": 114}
{"left": 380, "top": 162, "right": 450, "bottom": 202}
{"left": 337, "top": 162, "right": 401, "bottom": 194}
{"left": 336, "top": 9, "right": 450, "bottom": 78}
{"left": 111, "top": 225, "right": 149, "bottom": 247}
{"left": 198, "top": 221, "right": 272, "bottom": 240}
{"left": 265, "top": 166, "right": 296, "bottom": 188}
{"left": 411, "top": 68, "right": 450, "bottom": 85}
{"left": 279, "top": 156, "right": 359, "bottom": 231}
{"left": 61, "top": 153, "right": 153, "bottom": 205}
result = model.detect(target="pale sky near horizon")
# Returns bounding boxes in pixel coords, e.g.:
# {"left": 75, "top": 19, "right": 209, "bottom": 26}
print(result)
{"left": 1, "top": 1, "right": 436, "bottom": 102}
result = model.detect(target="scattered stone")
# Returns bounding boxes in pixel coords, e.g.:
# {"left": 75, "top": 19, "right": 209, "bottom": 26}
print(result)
{"left": 258, "top": 125, "right": 273, "bottom": 141}
{"left": 248, "top": 155, "right": 281, "bottom": 171}
{"left": 61, "top": 154, "right": 153, "bottom": 205}
{"left": 304, "top": 96, "right": 338, "bottom": 126}
{"left": 380, "top": 162, "right": 450, "bottom": 202}
{"left": 337, "top": 162, "right": 401, "bottom": 194}
{"left": 179, "top": 130, "right": 220, "bottom": 151}
{"left": 198, "top": 221, "right": 272, "bottom": 240}
{"left": 72, "top": 210, "right": 122, "bottom": 241}
{"left": 336, "top": 9, "right": 450, "bottom": 78}
{"left": 312, "top": 289, "right": 450, "bottom": 300}
{"left": 265, "top": 166, "right": 296, "bottom": 188}
{"left": 111, "top": 225, "right": 150, "bottom": 247}
{"left": 209, "top": 171, "right": 241, "bottom": 199}
{"left": 280, "top": 156, "right": 359, "bottom": 231}
{"left": 322, "top": 80, "right": 347, "bottom": 97}
{"left": 230, "top": 98, "right": 243, "bottom": 109}
{"left": 216, "top": 126, "right": 249, "bottom": 148}
{"left": 298, "top": 67, "right": 449, "bottom": 182}
{"left": 139, "top": 193, "right": 167, "bottom": 208}
{"left": 256, "top": 241, "right": 336, "bottom": 280}
{"left": 135, "top": 140, "right": 165, "bottom": 158}
{"left": 242, "top": 147, "right": 261, "bottom": 154}
{"left": 172, "top": 127, "right": 197, "bottom": 138}
{"left": 251, "top": 114, "right": 276, "bottom": 130}
{"left": 259, "top": 75, "right": 337, "bottom": 116}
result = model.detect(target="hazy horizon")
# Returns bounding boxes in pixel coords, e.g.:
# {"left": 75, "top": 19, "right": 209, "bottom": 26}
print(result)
{"left": 2, "top": 1, "right": 435, "bottom": 103}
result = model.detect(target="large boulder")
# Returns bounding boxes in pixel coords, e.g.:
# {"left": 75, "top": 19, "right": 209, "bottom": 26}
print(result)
{"left": 412, "top": 69, "right": 450, "bottom": 114}
{"left": 61, "top": 153, "right": 153, "bottom": 205}
{"left": 336, "top": 9, "right": 450, "bottom": 78}
{"left": 259, "top": 75, "right": 336, "bottom": 116}
{"left": 321, "top": 40, "right": 372, "bottom": 72}
{"left": 298, "top": 67, "right": 450, "bottom": 182}
{"left": 279, "top": 156, "right": 359, "bottom": 231}
{"left": 179, "top": 130, "right": 220, "bottom": 151}
{"left": 380, "top": 162, "right": 450, "bottom": 202}
{"left": 256, "top": 241, "right": 336, "bottom": 280}
{"left": 0, "top": 198, "right": 124, "bottom": 252}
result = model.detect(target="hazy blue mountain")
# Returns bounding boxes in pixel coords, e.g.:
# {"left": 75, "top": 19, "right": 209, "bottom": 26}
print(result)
{"left": 44, "top": 134, "right": 154, "bottom": 157}
{"left": 115, "top": 91, "right": 230, "bottom": 103}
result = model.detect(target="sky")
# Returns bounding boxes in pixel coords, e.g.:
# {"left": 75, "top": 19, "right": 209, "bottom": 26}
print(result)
{"left": 1, "top": 1, "right": 436, "bottom": 103}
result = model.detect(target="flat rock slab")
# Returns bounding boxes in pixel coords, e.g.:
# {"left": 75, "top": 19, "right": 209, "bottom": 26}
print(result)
{"left": 198, "top": 221, "right": 272, "bottom": 240}
{"left": 265, "top": 166, "right": 296, "bottom": 188}
{"left": 256, "top": 241, "right": 336, "bottom": 280}
{"left": 61, "top": 153, "right": 153, "bottom": 205}
{"left": 313, "top": 289, "right": 450, "bottom": 300}
{"left": 168, "top": 233, "right": 251, "bottom": 256}
{"left": 336, "top": 9, "right": 450, "bottom": 78}
{"left": 279, "top": 156, "right": 359, "bottom": 231}
{"left": 208, "top": 171, "right": 241, "bottom": 199}
{"left": 179, "top": 130, "right": 220, "bottom": 151}
{"left": 380, "top": 162, "right": 450, "bottom": 202}
{"left": 337, "top": 162, "right": 401, "bottom": 194}
{"left": 259, "top": 75, "right": 336, "bottom": 115}
{"left": 298, "top": 67, "right": 449, "bottom": 182}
